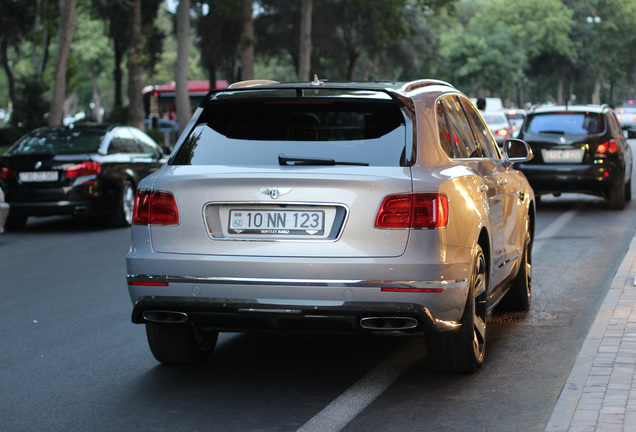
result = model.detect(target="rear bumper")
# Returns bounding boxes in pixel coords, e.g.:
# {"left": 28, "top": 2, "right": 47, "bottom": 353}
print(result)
{"left": 129, "top": 293, "right": 464, "bottom": 335}
{"left": 9, "top": 200, "right": 96, "bottom": 217}
{"left": 516, "top": 162, "right": 621, "bottom": 195}
{"left": 127, "top": 258, "right": 470, "bottom": 334}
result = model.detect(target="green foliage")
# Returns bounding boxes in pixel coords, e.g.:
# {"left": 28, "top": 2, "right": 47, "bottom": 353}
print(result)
{"left": 4, "top": 0, "right": 636, "bottom": 124}
{"left": 11, "top": 74, "right": 48, "bottom": 131}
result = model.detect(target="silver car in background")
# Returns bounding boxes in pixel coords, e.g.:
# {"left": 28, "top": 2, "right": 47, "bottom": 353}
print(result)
{"left": 482, "top": 111, "right": 515, "bottom": 146}
{"left": 127, "top": 79, "right": 535, "bottom": 373}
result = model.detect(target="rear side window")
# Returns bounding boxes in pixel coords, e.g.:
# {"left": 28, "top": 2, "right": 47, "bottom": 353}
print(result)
{"left": 525, "top": 112, "right": 605, "bottom": 135}
{"left": 171, "top": 99, "right": 407, "bottom": 167}
{"left": 436, "top": 95, "right": 482, "bottom": 158}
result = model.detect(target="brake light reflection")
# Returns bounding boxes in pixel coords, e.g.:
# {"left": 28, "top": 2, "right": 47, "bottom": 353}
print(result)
{"left": 65, "top": 161, "right": 101, "bottom": 178}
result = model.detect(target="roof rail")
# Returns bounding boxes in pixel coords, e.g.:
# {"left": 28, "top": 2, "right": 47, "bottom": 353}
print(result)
{"left": 227, "top": 79, "right": 279, "bottom": 89}
{"left": 400, "top": 79, "right": 454, "bottom": 93}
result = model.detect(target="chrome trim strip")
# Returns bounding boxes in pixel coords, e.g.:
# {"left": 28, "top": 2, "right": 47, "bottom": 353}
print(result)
{"left": 127, "top": 274, "right": 469, "bottom": 290}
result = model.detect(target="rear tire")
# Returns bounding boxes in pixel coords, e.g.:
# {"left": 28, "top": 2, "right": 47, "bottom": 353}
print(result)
{"left": 110, "top": 180, "right": 135, "bottom": 227}
{"left": 145, "top": 322, "right": 219, "bottom": 365}
{"left": 608, "top": 178, "right": 626, "bottom": 210}
{"left": 5, "top": 214, "right": 27, "bottom": 230}
{"left": 426, "top": 245, "right": 487, "bottom": 374}
{"left": 497, "top": 231, "right": 532, "bottom": 312}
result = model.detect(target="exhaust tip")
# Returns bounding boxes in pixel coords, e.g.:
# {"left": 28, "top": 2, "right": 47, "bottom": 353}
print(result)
{"left": 359, "top": 316, "right": 418, "bottom": 331}
{"left": 142, "top": 310, "right": 189, "bottom": 324}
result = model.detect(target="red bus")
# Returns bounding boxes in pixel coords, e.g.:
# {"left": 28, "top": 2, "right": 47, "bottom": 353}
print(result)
{"left": 142, "top": 80, "right": 229, "bottom": 120}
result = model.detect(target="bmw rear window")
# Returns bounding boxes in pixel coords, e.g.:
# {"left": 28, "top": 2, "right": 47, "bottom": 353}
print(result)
{"left": 171, "top": 99, "right": 408, "bottom": 167}
{"left": 524, "top": 112, "right": 604, "bottom": 135}
{"left": 9, "top": 129, "right": 104, "bottom": 155}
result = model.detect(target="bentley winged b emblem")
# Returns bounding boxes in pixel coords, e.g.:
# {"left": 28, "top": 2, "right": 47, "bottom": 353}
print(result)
{"left": 259, "top": 187, "right": 292, "bottom": 199}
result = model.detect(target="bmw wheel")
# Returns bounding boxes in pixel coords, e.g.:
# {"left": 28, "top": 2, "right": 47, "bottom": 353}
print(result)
{"left": 111, "top": 179, "right": 135, "bottom": 227}
{"left": 426, "top": 245, "right": 487, "bottom": 373}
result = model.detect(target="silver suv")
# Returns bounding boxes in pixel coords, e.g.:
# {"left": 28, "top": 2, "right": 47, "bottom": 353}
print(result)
{"left": 126, "top": 79, "right": 535, "bottom": 373}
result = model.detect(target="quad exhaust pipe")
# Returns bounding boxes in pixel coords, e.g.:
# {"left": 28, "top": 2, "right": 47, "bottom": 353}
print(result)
{"left": 359, "top": 316, "right": 418, "bottom": 331}
{"left": 142, "top": 310, "right": 189, "bottom": 324}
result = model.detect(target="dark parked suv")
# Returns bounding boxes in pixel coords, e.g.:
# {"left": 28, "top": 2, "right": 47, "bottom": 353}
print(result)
{"left": 516, "top": 104, "right": 633, "bottom": 209}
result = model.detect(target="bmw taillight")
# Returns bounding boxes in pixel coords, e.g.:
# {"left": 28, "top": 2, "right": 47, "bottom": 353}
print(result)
{"left": 65, "top": 161, "right": 102, "bottom": 177}
{"left": 0, "top": 167, "right": 14, "bottom": 179}
{"left": 596, "top": 139, "right": 618, "bottom": 154}
{"left": 375, "top": 193, "right": 448, "bottom": 229}
{"left": 133, "top": 190, "right": 179, "bottom": 225}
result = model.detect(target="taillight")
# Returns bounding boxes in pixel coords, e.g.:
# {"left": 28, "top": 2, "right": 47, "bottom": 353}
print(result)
{"left": 375, "top": 193, "right": 448, "bottom": 229}
{"left": 133, "top": 190, "right": 179, "bottom": 225}
{"left": 65, "top": 161, "right": 101, "bottom": 177}
{"left": 496, "top": 129, "right": 509, "bottom": 137}
{"left": 0, "top": 167, "right": 14, "bottom": 179}
{"left": 596, "top": 139, "right": 618, "bottom": 154}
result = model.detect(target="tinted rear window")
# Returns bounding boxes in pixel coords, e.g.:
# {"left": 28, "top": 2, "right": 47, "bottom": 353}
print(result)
{"left": 483, "top": 113, "right": 508, "bottom": 124}
{"left": 525, "top": 112, "right": 604, "bottom": 135}
{"left": 171, "top": 99, "right": 407, "bottom": 166}
{"left": 10, "top": 129, "right": 104, "bottom": 155}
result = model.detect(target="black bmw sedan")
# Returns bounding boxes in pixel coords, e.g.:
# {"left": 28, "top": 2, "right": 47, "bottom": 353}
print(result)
{"left": 0, "top": 124, "right": 165, "bottom": 229}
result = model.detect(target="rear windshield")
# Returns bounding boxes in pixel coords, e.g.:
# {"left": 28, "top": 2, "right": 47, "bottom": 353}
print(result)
{"left": 483, "top": 113, "right": 508, "bottom": 124}
{"left": 10, "top": 129, "right": 104, "bottom": 155}
{"left": 525, "top": 112, "right": 604, "bottom": 135}
{"left": 171, "top": 99, "right": 407, "bottom": 166}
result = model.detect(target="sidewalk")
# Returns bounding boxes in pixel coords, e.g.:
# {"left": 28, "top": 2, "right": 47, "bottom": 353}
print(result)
{"left": 545, "top": 232, "right": 636, "bottom": 431}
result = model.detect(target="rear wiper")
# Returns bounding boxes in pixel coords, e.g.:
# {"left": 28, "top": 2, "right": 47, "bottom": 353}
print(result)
{"left": 537, "top": 130, "right": 566, "bottom": 134}
{"left": 278, "top": 153, "right": 368, "bottom": 166}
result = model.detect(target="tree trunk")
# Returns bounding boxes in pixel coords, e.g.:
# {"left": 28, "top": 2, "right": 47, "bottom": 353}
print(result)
{"left": 32, "top": 0, "right": 51, "bottom": 83}
{"left": 48, "top": 0, "right": 77, "bottom": 126}
{"left": 240, "top": 0, "right": 254, "bottom": 81}
{"left": 297, "top": 0, "right": 312, "bottom": 81}
{"left": 92, "top": 60, "right": 103, "bottom": 122}
{"left": 175, "top": 0, "right": 192, "bottom": 136}
{"left": 113, "top": 41, "right": 125, "bottom": 111}
{"left": 557, "top": 76, "right": 564, "bottom": 105}
{"left": 1, "top": 39, "right": 16, "bottom": 109}
{"left": 593, "top": 75, "right": 602, "bottom": 105}
{"left": 126, "top": 0, "right": 145, "bottom": 130}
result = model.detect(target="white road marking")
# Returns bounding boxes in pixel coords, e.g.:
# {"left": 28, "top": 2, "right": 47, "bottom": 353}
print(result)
{"left": 533, "top": 209, "right": 578, "bottom": 253}
{"left": 297, "top": 210, "right": 578, "bottom": 431}
{"left": 297, "top": 338, "right": 426, "bottom": 432}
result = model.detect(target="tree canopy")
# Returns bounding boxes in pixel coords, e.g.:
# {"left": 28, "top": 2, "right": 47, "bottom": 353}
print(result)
{"left": 2, "top": 0, "right": 636, "bottom": 134}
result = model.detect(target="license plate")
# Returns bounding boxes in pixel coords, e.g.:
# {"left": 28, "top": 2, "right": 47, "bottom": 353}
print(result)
{"left": 18, "top": 171, "right": 59, "bottom": 182}
{"left": 542, "top": 149, "right": 584, "bottom": 163}
{"left": 229, "top": 209, "right": 325, "bottom": 235}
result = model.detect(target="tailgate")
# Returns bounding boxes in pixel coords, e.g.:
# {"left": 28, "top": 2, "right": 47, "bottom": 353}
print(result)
{"left": 149, "top": 165, "right": 413, "bottom": 258}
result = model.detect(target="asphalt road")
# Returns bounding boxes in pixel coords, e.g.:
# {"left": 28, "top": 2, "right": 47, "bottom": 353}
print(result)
{"left": 1, "top": 170, "right": 635, "bottom": 431}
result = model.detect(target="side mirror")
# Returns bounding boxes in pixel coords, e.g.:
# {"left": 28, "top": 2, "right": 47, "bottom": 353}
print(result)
{"left": 504, "top": 138, "right": 533, "bottom": 163}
